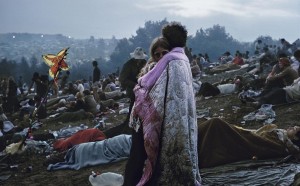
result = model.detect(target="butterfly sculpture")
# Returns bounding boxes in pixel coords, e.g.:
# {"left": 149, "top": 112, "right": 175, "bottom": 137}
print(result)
{"left": 42, "top": 47, "right": 70, "bottom": 80}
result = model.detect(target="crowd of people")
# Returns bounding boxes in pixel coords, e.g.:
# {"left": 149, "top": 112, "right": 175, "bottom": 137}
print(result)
{"left": 1, "top": 21, "right": 300, "bottom": 185}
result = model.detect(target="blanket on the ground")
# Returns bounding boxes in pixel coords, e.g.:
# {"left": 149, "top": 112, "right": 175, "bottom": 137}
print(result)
{"left": 198, "top": 118, "right": 290, "bottom": 168}
{"left": 201, "top": 158, "right": 300, "bottom": 185}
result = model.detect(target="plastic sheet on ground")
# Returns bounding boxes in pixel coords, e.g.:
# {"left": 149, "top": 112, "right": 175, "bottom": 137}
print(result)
{"left": 201, "top": 159, "right": 300, "bottom": 185}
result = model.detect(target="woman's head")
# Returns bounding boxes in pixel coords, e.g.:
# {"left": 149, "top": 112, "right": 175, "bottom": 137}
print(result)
{"left": 162, "top": 22, "right": 188, "bottom": 48}
{"left": 150, "top": 37, "right": 170, "bottom": 62}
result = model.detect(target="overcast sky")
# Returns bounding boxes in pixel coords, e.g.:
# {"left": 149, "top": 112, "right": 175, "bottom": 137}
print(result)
{"left": 0, "top": 0, "right": 299, "bottom": 42}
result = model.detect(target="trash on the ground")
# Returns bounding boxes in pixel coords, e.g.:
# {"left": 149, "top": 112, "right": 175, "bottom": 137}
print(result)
{"left": 232, "top": 106, "right": 240, "bottom": 113}
{"left": 242, "top": 104, "right": 276, "bottom": 123}
{"left": 119, "top": 107, "right": 129, "bottom": 115}
{"left": 89, "top": 171, "right": 124, "bottom": 186}
{"left": 196, "top": 108, "right": 210, "bottom": 118}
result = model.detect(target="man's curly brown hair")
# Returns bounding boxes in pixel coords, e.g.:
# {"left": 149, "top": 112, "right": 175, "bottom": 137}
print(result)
{"left": 162, "top": 22, "right": 187, "bottom": 48}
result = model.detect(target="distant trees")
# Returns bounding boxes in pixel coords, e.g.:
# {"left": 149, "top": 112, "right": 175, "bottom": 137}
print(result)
{"left": 187, "top": 24, "right": 247, "bottom": 61}
{"left": 17, "top": 57, "right": 31, "bottom": 83}
{"left": 0, "top": 19, "right": 283, "bottom": 82}
{"left": 108, "top": 21, "right": 255, "bottom": 67}
{"left": 0, "top": 56, "right": 46, "bottom": 86}
{"left": 108, "top": 19, "right": 169, "bottom": 70}
{"left": 0, "top": 58, "right": 14, "bottom": 77}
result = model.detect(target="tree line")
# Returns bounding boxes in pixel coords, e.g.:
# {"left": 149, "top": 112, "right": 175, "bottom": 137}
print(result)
{"left": 0, "top": 19, "right": 280, "bottom": 85}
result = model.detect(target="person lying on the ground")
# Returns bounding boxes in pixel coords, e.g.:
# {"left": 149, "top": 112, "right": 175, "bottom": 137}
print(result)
{"left": 46, "top": 117, "right": 300, "bottom": 171}
{"left": 97, "top": 89, "right": 126, "bottom": 101}
{"left": 244, "top": 77, "right": 300, "bottom": 108}
{"left": 46, "top": 94, "right": 75, "bottom": 108}
{"left": 41, "top": 109, "right": 94, "bottom": 123}
{"left": 46, "top": 134, "right": 132, "bottom": 171}
{"left": 208, "top": 63, "right": 241, "bottom": 74}
{"left": 47, "top": 91, "right": 118, "bottom": 115}
{"left": 47, "top": 92, "right": 86, "bottom": 112}
{"left": 198, "top": 118, "right": 300, "bottom": 168}
{"left": 197, "top": 77, "right": 241, "bottom": 98}
{"left": 235, "top": 73, "right": 266, "bottom": 91}
{"left": 33, "top": 128, "right": 106, "bottom": 152}
{"left": 98, "top": 99, "right": 119, "bottom": 112}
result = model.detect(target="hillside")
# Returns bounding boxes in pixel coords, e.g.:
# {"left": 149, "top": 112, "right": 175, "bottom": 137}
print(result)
{"left": 1, "top": 69, "right": 300, "bottom": 185}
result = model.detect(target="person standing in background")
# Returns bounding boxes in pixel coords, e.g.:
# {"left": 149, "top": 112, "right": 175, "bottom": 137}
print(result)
{"left": 17, "top": 76, "right": 24, "bottom": 95}
{"left": 92, "top": 61, "right": 101, "bottom": 102}
{"left": 119, "top": 47, "right": 147, "bottom": 124}
{"left": 60, "top": 70, "right": 70, "bottom": 91}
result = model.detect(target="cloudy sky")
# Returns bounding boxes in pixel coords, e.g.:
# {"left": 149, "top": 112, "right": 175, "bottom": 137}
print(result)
{"left": 0, "top": 0, "right": 299, "bottom": 42}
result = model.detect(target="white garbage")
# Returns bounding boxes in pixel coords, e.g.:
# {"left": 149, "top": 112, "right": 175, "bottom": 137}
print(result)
{"left": 89, "top": 171, "right": 124, "bottom": 186}
{"left": 119, "top": 107, "right": 129, "bottom": 115}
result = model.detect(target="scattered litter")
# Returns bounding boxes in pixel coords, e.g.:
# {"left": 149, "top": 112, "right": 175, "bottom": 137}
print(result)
{"left": 238, "top": 89, "right": 261, "bottom": 102}
{"left": 242, "top": 104, "right": 276, "bottom": 123}
{"left": 56, "top": 107, "right": 67, "bottom": 112}
{"left": 25, "top": 140, "right": 53, "bottom": 154}
{"left": 263, "top": 118, "right": 276, "bottom": 125}
{"left": 119, "top": 107, "right": 129, "bottom": 115}
{"left": 89, "top": 171, "right": 124, "bottom": 186}
{"left": 50, "top": 124, "right": 88, "bottom": 139}
{"left": 94, "top": 120, "right": 106, "bottom": 130}
{"left": 5, "top": 141, "right": 25, "bottom": 155}
{"left": 31, "top": 120, "right": 43, "bottom": 130}
{"left": 48, "top": 113, "right": 60, "bottom": 118}
{"left": 232, "top": 106, "right": 240, "bottom": 113}
{"left": 196, "top": 108, "right": 210, "bottom": 118}
{"left": 256, "top": 104, "right": 276, "bottom": 120}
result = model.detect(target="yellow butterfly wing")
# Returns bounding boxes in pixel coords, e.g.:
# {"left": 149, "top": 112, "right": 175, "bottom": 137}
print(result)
{"left": 42, "top": 54, "right": 57, "bottom": 67}
{"left": 57, "top": 48, "right": 69, "bottom": 57}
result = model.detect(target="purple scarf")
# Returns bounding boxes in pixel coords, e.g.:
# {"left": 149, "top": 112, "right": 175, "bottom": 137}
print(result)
{"left": 132, "top": 47, "right": 188, "bottom": 185}
{"left": 138, "top": 47, "right": 188, "bottom": 89}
